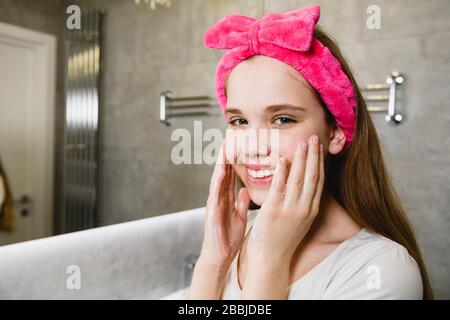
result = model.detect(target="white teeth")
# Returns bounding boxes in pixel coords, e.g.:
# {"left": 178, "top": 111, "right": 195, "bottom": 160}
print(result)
{"left": 247, "top": 168, "right": 275, "bottom": 178}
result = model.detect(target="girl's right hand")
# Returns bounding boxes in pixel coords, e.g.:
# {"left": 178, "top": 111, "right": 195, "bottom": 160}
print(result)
{"left": 198, "top": 142, "right": 251, "bottom": 274}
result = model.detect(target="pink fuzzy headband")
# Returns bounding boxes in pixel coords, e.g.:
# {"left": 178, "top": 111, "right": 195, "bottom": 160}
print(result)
{"left": 203, "top": 5, "right": 357, "bottom": 146}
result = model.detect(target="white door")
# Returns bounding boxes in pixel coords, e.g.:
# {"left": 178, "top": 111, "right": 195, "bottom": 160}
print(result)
{"left": 0, "top": 22, "right": 56, "bottom": 245}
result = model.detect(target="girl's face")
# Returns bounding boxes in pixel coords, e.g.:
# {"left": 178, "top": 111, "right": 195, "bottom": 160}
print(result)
{"left": 224, "top": 55, "right": 345, "bottom": 206}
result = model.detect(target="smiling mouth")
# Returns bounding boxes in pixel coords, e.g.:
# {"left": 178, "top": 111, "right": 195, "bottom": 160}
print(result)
{"left": 243, "top": 164, "right": 276, "bottom": 185}
{"left": 246, "top": 168, "right": 275, "bottom": 179}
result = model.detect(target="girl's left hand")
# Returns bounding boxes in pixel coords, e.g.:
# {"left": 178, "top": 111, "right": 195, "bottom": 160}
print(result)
{"left": 246, "top": 134, "right": 325, "bottom": 267}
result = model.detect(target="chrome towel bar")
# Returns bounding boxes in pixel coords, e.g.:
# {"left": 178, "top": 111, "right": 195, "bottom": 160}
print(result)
{"left": 160, "top": 90, "right": 219, "bottom": 126}
{"left": 362, "top": 71, "right": 404, "bottom": 124}
{"left": 160, "top": 71, "right": 405, "bottom": 126}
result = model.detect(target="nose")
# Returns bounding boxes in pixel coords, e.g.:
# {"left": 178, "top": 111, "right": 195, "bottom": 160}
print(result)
{"left": 242, "top": 127, "right": 273, "bottom": 162}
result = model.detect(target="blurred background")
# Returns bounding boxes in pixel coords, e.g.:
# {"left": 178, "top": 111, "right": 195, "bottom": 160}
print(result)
{"left": 0, "top": 0, "right": 449, "bottom": 298}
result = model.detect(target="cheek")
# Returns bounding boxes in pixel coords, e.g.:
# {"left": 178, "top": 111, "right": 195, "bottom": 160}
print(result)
{"left": 273, "top": 132, "right": 309, "bottom": 163}
{"left": 232, "top": 164, "right": 246, "bottom": 183}
{"left": 224, "top": 134, "right": 237, "bottom": 163}
{"left": 273, "top": 118, "right": 328, "bottom": 164}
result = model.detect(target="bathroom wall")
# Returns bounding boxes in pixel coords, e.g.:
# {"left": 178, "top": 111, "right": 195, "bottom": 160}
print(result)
{"left": 0, "top": 0, "right": 61, "bottom": 34}
{"left": 11, "top": 0, "right": 446, "bottom": 298}
{"left": 0, "top": 0, "right": 67, "bottom": 235}
{"left": 60, "top": 0, "right": 266, "bottom": 227}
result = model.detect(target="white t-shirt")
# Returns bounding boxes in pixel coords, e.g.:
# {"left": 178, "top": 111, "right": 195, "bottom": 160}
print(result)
{"left": 162, "top": 210, "right": 423, "bottom": 300}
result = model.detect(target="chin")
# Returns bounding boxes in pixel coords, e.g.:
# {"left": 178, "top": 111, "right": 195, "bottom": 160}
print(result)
{"left": 233, "top": 164, "right": 274, "bottom": 207}
{"left": 246, "top": 187, "right": 269, "bottom": 207}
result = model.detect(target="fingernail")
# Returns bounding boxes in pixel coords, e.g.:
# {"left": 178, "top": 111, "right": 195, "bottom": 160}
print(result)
{"left": 301, "top": 141, "right": 308, "bottom": 151}
{"left": 309, "top": 135, "right": 318, "bottom": 145}
{"left": 320, "top": 144, "right": 323, "bottom": 152}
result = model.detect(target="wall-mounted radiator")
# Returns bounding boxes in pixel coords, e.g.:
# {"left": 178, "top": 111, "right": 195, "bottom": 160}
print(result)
{"left": 62, "top": 10, "right": 103, "bottom": 232}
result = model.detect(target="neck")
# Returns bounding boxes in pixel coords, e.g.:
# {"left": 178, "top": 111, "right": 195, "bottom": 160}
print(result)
{"left": 305, "top": 189, "right": 361, "bottom": 244}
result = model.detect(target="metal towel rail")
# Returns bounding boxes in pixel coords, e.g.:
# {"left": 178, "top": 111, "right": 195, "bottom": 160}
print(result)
{"left": 362, "top": 71, "right": 404, "bottom": 124}
{"left": 160, "top": 90, "right": 219, "bottom": 126}
{"left": 161, "top": 71, "right": 404, "bottom": 126}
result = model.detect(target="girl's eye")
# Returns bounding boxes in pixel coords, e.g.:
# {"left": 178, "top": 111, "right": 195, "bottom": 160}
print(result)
{"left": 229, "top": 118, "right": 247, "bottom": 126}
{"left": 273, "top": 116, "right": 296, "bottom": 125}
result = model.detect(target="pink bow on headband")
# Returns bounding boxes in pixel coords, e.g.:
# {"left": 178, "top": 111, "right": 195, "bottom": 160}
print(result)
{"left": 204, "top": 6, "right": 320, "bottom": 52}
{"left": 204, "top": 5, "right": 320, "bottom": 53}
{"left": 204, "top": 5, "right": 357, "bottom": 147}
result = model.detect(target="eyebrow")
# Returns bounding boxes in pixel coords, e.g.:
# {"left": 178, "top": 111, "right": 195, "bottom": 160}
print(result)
{"left": 226, "top": 104, "right": 308, "bottom": 115}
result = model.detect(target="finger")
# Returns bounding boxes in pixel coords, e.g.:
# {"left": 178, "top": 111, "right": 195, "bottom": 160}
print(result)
{"left": 219, "top": 164, "right": 232, "bottom": 203}
{"left": 228, "top": 166, "right": 236, "bottom": 193}
{"left": 231, "top": 188, "right": 250, "bottom": 251}
{"left": 310, "top": 143, "right": 325, "bottom": 217}
{"left": 207, "top": 166, "right": 226, "bottom": 209}
{"left": 207, "top": 142, "right": 227, "bottom": 208}
{"left": 284, "top": 140, "right": 308, "bottom": 205}
{"left": 209, "top": 142, "right": 226, "bottom": 195}
{"left": 299, "top": 135, "right": 320, "bottom": 208}
{"left": 235, "top": 187, "right": 250, "bottom": 221}
{"left": 267, "top": 157, "right": 287, "bottom": 205}
{"left": 228, "top": 166, "right": 236, "bottom": 205}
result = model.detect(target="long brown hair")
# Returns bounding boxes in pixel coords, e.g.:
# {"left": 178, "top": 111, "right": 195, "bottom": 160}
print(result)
{"left": 313, "top": 26, "right": 433, "bottom": 299}
{"left": 233, "top": 25, "right": 433, "bottom": 299}
{"left": 0, "top": 157, "right": 14, "bottom": 232}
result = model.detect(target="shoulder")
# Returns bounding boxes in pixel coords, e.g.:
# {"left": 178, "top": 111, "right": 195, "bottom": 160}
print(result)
{"left": 324, "top": 229, "right": 423, "bottom": 299}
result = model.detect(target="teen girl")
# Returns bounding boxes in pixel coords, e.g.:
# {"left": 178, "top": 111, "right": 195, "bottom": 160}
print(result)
{"left": 182, "top": 5, "right": 432, "bottom": 300}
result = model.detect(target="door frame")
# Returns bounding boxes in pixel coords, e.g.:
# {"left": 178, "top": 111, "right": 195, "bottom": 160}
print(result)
{"left": 0, "top": 22, "right": 56, "bottom": 240}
